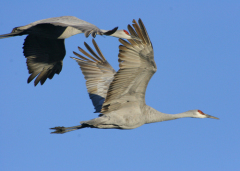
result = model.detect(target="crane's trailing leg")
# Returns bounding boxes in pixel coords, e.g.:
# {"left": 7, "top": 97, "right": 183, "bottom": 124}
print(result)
{"left": 50, "top": 116, "right": 124, "bottom": 133}
{"left": 50, "top": 124, "right": 89, "bottom": 134}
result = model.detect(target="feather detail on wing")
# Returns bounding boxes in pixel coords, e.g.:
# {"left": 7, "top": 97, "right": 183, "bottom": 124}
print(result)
{"left": 71, "top": 39, "right": 116, "bottom": 113}
{"left": 101, "top": 19, "right": 156, "bottom": 113}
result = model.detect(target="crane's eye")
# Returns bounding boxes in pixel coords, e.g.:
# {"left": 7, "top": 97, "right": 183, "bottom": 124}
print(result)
{"left": 123, "top": 30, "right": 129, "bottom": 35}
{"left": 198, "top": 110, "right": 204, "bottom": 115}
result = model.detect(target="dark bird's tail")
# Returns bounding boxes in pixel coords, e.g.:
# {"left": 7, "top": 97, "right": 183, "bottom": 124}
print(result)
{"left": 0, "top": 30, "right": 24, "bottom": 39}
{"left": 0, "top": 32, "right": 18, "bottom": 39}
{"left": 0, "top": 26, "right": 25, "bottom": 39}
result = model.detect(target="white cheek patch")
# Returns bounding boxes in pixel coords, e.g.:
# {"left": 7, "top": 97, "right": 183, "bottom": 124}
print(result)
{"left": 198, "top": 114, "right": 207, "bottom": 118}
{"left": 195, "top": 112, "right": 207, "bottom": 118}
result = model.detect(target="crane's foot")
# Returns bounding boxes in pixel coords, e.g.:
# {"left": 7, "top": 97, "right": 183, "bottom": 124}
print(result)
{"left": 50, "top": 126, "right": 67, "bottom": 134}
{"left": 50, "top": 125, "right": 83, "bottom": 134}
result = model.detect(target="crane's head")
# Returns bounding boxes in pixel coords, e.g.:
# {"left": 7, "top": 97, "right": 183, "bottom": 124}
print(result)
{"left": 190, "top": 110, "right": 219, "bottom": 119}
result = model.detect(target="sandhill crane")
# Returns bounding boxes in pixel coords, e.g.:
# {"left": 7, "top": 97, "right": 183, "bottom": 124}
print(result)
{"left": 50, "top": 19, "right": 219, "bottom": 134}
{"left": 0, "top": 16, "right": 138, "bottom": 86}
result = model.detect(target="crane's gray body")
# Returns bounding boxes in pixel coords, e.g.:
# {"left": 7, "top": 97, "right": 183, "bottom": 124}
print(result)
{"left": 80, "top": 105, "right": 186, "bottom": 129}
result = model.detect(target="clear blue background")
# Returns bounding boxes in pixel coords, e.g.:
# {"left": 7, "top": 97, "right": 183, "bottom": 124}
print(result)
{"left": 0, "top": 1, "right": 239, "bottom": 171}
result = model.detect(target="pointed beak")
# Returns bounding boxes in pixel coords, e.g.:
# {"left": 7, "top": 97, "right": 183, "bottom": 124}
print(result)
{"left": 206, "top": 114, "right": 219, "bottom": 119}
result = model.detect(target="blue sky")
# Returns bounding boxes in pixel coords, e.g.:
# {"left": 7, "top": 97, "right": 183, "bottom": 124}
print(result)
{"left": 0, "top": 1, "right": 239, "bottom": 171}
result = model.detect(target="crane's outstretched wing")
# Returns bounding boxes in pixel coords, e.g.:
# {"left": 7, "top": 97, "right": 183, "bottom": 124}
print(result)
{"left": 101, "top": 19, "right": 156, "bottom": 113}
{"left": 71, "top": 39, "right": 116, "bottom": 113}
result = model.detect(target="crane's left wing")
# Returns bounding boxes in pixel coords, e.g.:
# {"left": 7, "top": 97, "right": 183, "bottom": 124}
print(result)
{"left": 71, "top": 39, "right": 116, "bottom": 113}
{"left": 101, "top": 19, "right": 156, "bottom": 113}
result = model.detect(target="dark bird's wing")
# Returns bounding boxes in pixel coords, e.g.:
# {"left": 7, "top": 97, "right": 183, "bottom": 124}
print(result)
{"left": 0, "top": 16, "right": 118, "bottom": 86}
{"left": 23, "top": 35, "right": 65, "bottom": 86}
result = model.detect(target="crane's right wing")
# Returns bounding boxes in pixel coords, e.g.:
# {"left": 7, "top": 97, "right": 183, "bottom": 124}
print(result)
{"left": 71, "top": 39, "right": 116, "bottom": 113}
{"left": 101, "top": 19, "right": 156, "bottom": 113}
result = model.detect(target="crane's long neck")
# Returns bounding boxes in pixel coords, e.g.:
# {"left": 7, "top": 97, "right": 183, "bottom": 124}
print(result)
{"left": 144, "top": 105, "right": 192, "bottom": 124}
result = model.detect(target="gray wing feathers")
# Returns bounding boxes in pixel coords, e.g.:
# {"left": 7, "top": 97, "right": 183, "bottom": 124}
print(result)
{"left": 101, "top": 19, "right": 156, "bottom": 113}
{"left": 30, "top": 16, "right": 92, "bottom": 26}
{"left": 71, "top": 39, "right": 116, "bottom": 112}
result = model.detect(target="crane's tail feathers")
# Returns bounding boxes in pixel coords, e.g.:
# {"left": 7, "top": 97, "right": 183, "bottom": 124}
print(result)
{"left": 103, "top": 27, "right": 118, "bottom": 36}
{"left": 50, "top": 124, "right": 87, "bottom": 134}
